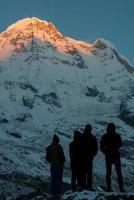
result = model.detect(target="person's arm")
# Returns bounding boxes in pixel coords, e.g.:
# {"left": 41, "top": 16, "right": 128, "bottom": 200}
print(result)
{"left": 59, "top": 145, "right": 66, "bottom": 163}
{"left": 45, "top": 147, "right": 51, "bottom": 163}
{"left": 117, "top": 134, "right": 122, "bottom": 148}
{"left": 100, "top": 135, "right": 106, "bottom": 154}
{"left": 93, "top": 137, "right": 98, "bottom": 156}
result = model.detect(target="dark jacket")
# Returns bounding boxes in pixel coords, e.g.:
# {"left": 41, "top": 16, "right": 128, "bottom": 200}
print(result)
{"left": 69, "top": 136, "right": 82, "bottom": 167}
{"left": 82, "top": 133, "right": 98, "bottom": 159}
{"left": 46, "top": 142, "right": 65, "bottom": 165}
{"left": 100, "top": 132, "right": 122, "bottom": 158}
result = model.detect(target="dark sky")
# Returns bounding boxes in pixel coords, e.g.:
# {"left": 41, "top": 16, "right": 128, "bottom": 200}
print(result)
{"left": 0, "top": 0, "right": 134, "bottom": 65}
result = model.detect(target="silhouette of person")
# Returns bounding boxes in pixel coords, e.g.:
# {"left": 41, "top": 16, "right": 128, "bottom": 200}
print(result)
{"left": 69, "top": 130, "right": 83, "bottom": 190}
{"left": 100, "top": 123, "right": 125, "bottom": 192}
{"left": 82, "top": 124, "right": 98, "bottom": 190}
{"left": 46, "top": 134, "right": 65, "bottom": 194}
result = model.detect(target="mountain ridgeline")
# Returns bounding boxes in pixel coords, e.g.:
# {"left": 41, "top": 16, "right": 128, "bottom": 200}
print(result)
{"left": 0, "top": 17, "right": 134, "bottom": 198}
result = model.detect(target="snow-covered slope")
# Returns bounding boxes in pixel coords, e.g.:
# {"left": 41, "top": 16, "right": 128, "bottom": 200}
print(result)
{"left": 0, "top": 17, "right": 134, "bottom": 198}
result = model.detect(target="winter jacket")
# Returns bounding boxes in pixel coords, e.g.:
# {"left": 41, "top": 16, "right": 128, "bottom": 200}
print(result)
{"left": 69, "top": 139, "right": 83, "bottom": 167}
{"left": 82, "top": 133, "right": 98, "bottom": 159}
{"left": 100, "top": 132, "right": 122, "bottom": 158}
{"left": 46, "top": 142, "right": 65, "bottom": 165}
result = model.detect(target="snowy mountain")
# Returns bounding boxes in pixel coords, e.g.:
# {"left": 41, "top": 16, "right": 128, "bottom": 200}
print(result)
{"left": 0, "top": 17, "right": 134, "bottom": 199}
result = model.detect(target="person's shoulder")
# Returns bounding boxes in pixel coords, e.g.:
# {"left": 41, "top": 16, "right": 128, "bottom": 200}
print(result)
{"left": 46, "top": 145, "right": 51, "bottom": 151}
{"left": 70, "top": 140, "right": 74, "bottom": 144}
{"left": 91, "top": 134, "right": 97, "bottom": 140}
{"left": 115, "top": 132, "right": 121, "bottom": 138}
{"left": 46, "top": 143, "right": 54, "bottom": 151}
{"left": 58, "top": 144, "right": 64, "bottom": 150}
{"left": 101, "top": 133, "right": 107, "bottom": 139}
{"left": 69, "top": 141, "right": 74, "bottom": 146}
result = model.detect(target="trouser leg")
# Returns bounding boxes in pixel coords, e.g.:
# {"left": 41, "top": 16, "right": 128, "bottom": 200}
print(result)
{"left": 57, "top": 165, "right": 63, "bottom": 192}
{"left": 87, "top": 159, "right": 93, "bottom": 188}
{"left": 71, "top": 167, "right": 77, "bottom": 190}
{"left": 50, "top": 165, "right": 63, "bottom": 194}
{"left": 79, "top": 171, "right": 87, "bottom": 188}
{"left": 114, "top": 158, "right": 124, "bottom": 191}
{"left": 106, "top": 159, "right": 112, "bottom": 190}
{"left": 50, "top": 165, "right": 57, "bottom": 193}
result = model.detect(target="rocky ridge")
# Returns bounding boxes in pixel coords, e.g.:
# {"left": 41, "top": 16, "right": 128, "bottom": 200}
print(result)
{"left": 0, "top": 17, "right": 134, "bottom": 199}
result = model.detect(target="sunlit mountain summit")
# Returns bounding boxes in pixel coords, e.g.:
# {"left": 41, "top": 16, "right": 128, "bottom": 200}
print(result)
{"left": 0, "top": 17, "right": 92, "bottom": 58}
{"left": 0, "top": 17, "right": 133, "bottom": 67}
{"left": 0, "top": 17, "right": 134, "bottom": 198}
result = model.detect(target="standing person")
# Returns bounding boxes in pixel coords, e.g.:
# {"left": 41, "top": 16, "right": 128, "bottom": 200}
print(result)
{"left": 100, "top": 123, "right": 125, "bottom": 192}
{"left": 46, "top": 134, "right": 65, "bottom": 195}
{"left": 69, "top": 130, "right": 82, "bottom": 191}
{"left": 82, "top": 124, "right": 98, "bottom": 190}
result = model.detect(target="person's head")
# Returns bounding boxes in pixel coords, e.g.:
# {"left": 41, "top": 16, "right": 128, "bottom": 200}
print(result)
{"left": 73, "top": 130, "right": 81, "bottom": 141}
{"left": 84, "top": 124, "right": 92, "bottom": 134}
{"left": 107, "top": 123, "right": 116, "bottom": 134}
{"left": 52, "top": 134, "right": 59, "bottom": 143}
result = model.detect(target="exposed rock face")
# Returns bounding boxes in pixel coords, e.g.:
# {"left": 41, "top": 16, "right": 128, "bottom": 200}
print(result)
{"left": 85, "top": 87, "right": 99, "bottom": 97}
{"left": 36, "top": 92, "right": 62, "bottom": 108}
{"left": 119, "top": 96, "right": 134, "bottom": 126}
{"left": 0, "top": 17, "right": 134, "bottom": 198}
{"left": 22, "top": 95, "right": 35, "bottom": 109}
{"left": 16, "top": 113, "right": 33, "bottom": 122}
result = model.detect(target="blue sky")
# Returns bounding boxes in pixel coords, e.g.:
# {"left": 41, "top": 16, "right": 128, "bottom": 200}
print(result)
{"left": 0, "top": 0, "right": 134, "bottom": 64}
